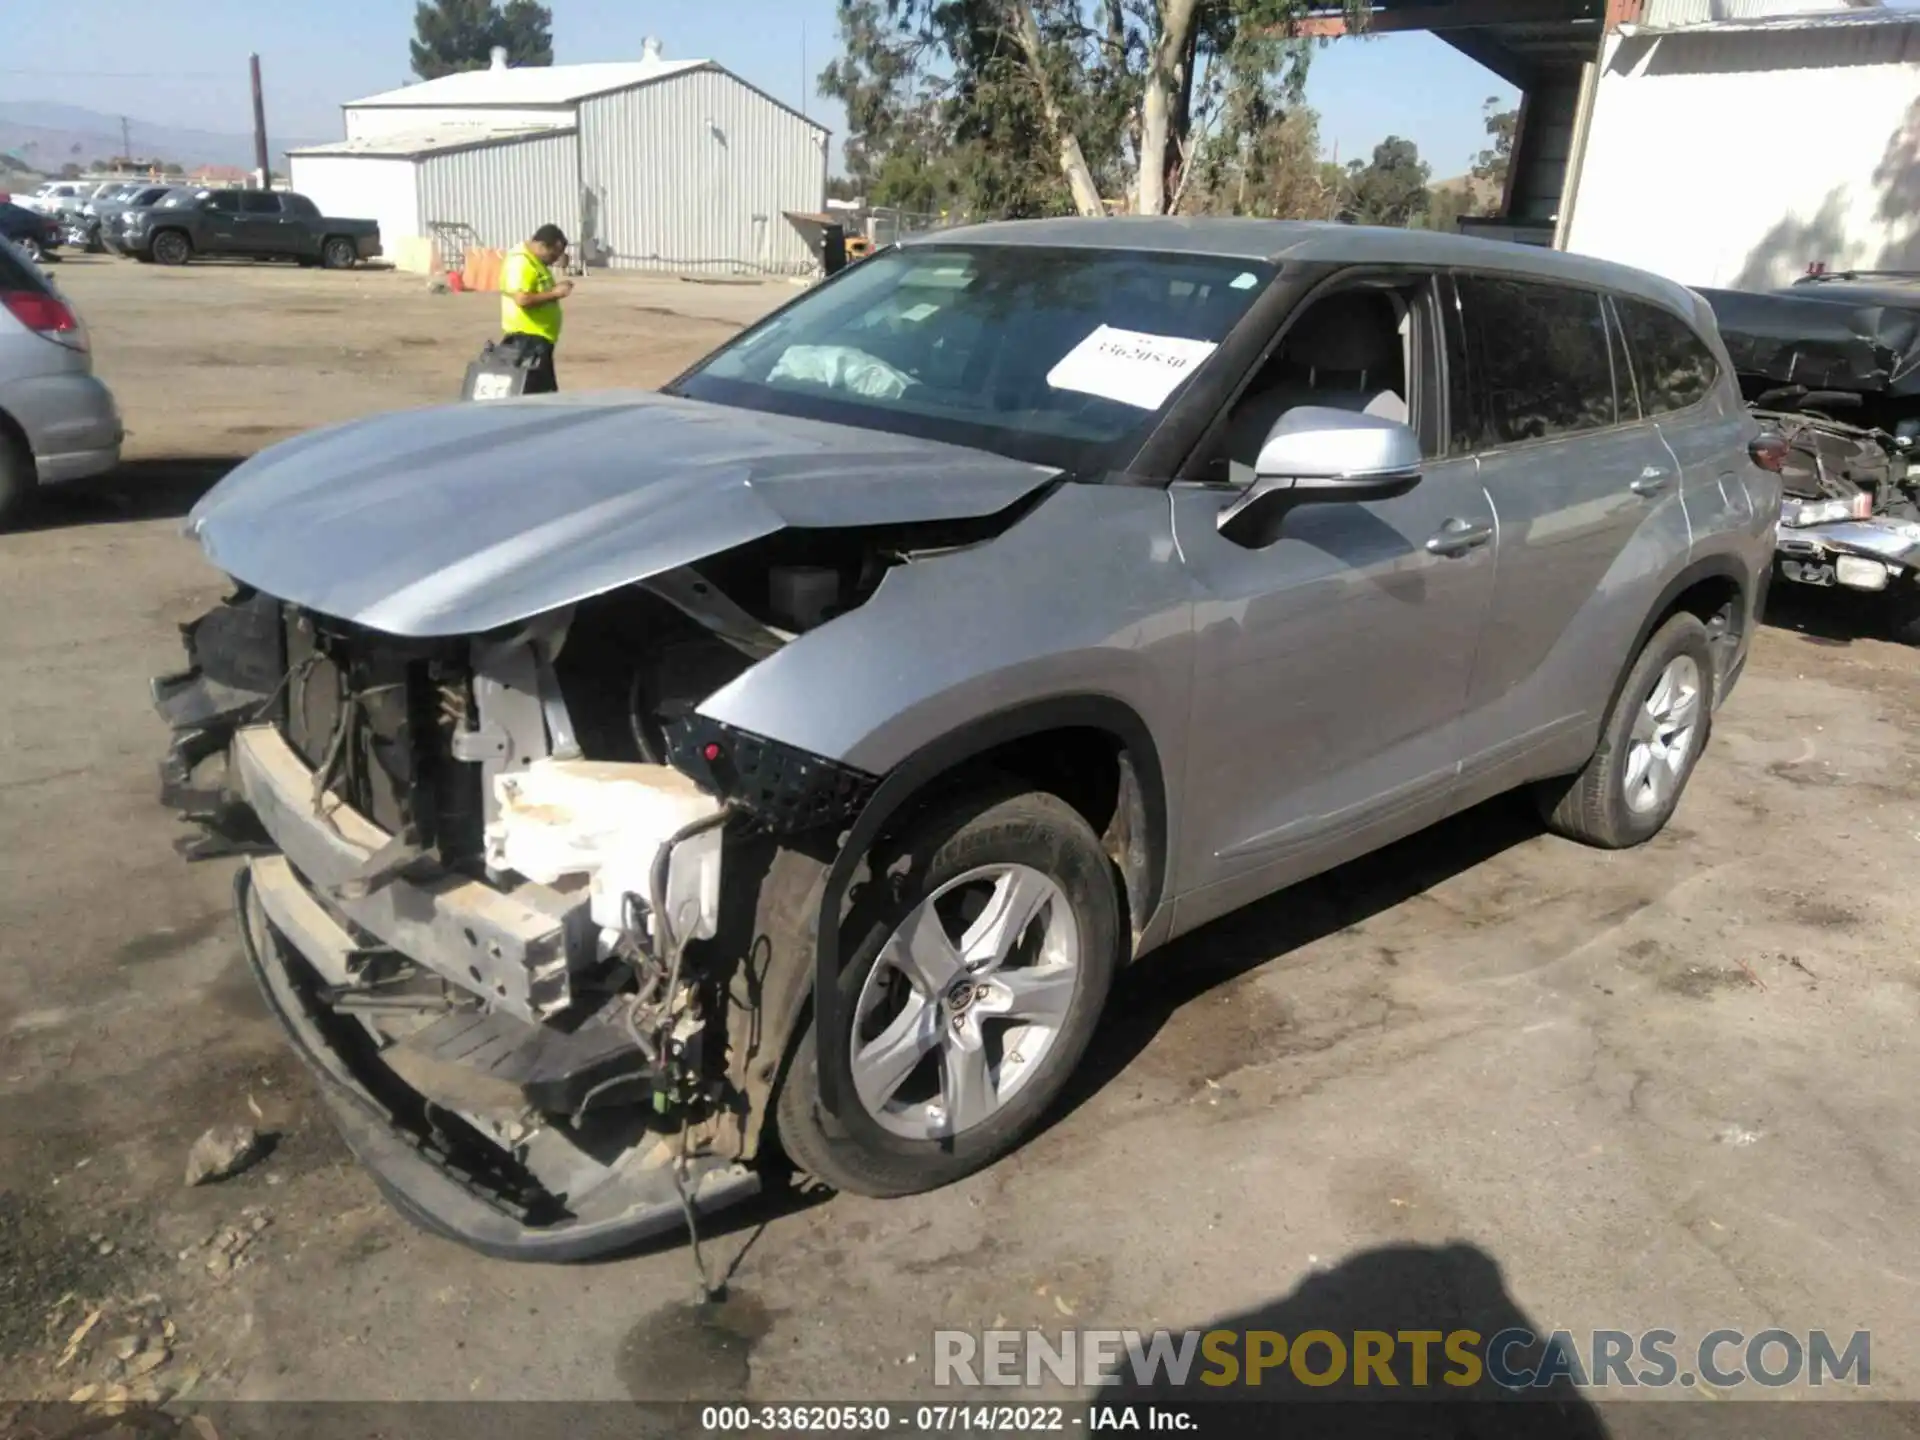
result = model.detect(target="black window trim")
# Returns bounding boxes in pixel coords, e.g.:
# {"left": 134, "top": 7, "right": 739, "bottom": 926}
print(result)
{"left": 1449, "top": 266, "right": 1648, "bottom": 458}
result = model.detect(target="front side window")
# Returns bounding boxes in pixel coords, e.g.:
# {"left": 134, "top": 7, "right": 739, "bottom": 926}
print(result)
{"left": 1616, "top": 298, "right": 1718, "bottom": 416}
{"left": 1456, "top": 275, "right": 1616, "bottom": 448}
{"left": 205, "top": 192, "right": 241, "bottom": 214}
{"left": 672, "top": 245, "right": 1277, "bottom": 471}
{"left": 157, "top": 191, "right": 201, "bottom": 211}
{"left": 239, "top": 192, "right": 282, "bottom": 215}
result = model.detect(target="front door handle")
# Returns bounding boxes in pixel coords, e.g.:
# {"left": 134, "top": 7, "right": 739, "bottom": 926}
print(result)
{"left": 1425, "top": 517, "right": 1495, "bottom": 557}
{"left": 1630, "top": 465, "right": 1673, "bottom": 496}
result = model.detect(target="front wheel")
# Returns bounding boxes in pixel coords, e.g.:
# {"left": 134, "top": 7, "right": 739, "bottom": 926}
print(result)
{"left": 774, "top": 787, "right": 1120, "bottom": 1198}
{"left": 151, "top": 230, "right": 192, "bottom": 266}
{"left": 320, "top": 237, "right": 357, "bottom": 270}
{"left": 1535, "top": 611, "right": 1715, "bottom": 848}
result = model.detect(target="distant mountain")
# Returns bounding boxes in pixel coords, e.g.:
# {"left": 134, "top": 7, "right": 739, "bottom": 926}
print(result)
{"left": 0, "top": 101, "right": 330, "bottom": 173}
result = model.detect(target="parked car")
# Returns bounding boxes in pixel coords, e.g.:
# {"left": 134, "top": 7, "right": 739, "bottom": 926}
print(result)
{"left": 1699, "top": 275, "right": 1920, "bottom": 642}
{"left": 0, "top": 238, "right": 124, "bottom": 526}
{"left": 16, "top": 181, "right": 91, "bottom": 219}
{"left": 153, "top": 222, "right": 1776, "bottom": 1259}
{"left": 0, "top": 202, "right": 62, "bottom": 264}
{"left": 106, "top": 187, "right": 186, "bottom": 256}
{"left": 92, "top": 184, "right": 178, "bottom": 255}
{"left": 119, "top": 188, "right": 381, "bottom": 268}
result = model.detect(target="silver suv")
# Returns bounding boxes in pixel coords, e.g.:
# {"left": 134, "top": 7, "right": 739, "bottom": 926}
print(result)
{"left": 155, "top": 221, "right": 1778, "bottom": 1259}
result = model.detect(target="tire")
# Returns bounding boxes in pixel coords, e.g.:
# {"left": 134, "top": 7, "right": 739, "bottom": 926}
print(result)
{"left": 320, "top": 237, "right": 356, "bottom": 270}
{"left": 0, "top": 431, "right": 36, "bottom": 530}
{"left": 774, "top": 786, "right": 1121, "bottom": 1198}
{"left": 1887, "top": 581, "right": 1920, "bottom": 646}
{"left": 1534, "top": 612, "right": 1715, "bottom": 848}
{"left": 151, "top": 230, "right": 192, "bottom": 266}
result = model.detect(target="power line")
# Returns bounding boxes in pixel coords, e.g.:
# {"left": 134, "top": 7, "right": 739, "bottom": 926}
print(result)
{"left": 0, "top": 68, "right": 232, "bottom": 79}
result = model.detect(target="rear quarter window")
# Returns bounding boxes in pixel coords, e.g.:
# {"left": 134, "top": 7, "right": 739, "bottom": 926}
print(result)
{"left": 1456, "top": 274, "right": 1617, "bottom": 447}
{"left": 1616, "top": 298, "right": 1719, "bottom": 415}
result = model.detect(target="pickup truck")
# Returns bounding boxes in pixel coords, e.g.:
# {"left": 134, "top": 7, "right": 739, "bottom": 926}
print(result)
{"left": 121, "top": 189, "right": 381, "bottom": 269}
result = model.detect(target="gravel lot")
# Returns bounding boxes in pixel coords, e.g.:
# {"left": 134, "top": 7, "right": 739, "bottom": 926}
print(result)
{"left": 2, "top": 256, "right": 1918, "bottom": 1419}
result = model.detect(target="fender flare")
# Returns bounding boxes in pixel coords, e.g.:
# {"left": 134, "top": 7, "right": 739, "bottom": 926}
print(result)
{"left": 809, "top": 694, "right": 1169, "bottom": 1119}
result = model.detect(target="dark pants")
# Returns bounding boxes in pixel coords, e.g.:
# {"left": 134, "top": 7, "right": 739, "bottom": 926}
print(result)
{"left": 502, "top": 333, "right": 558, "bottom": 394}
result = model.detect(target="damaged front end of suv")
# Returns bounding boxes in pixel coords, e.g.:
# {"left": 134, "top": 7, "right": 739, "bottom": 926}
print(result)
{"left": 154, "top": 391, "right": 1061, "bottom": 1259}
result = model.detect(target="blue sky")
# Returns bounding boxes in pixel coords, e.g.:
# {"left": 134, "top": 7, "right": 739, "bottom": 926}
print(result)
{"left": 2, "top": 0, "right": 1516, "bottom": 179}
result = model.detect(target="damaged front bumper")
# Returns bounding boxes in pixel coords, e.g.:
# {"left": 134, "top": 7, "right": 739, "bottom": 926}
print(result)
{"left": 226, "top": 724, "right": 759, "bottom": 1260}
{"left": 1775, "top": 515, "right": 1920, "bottom": 593}
{"left": 151, "top": 593, "right": 778, "bottom": 1260}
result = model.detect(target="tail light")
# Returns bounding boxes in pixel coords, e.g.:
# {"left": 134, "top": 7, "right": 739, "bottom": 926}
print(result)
{"left": 0, "top": 290, "right": 87, "bottom": 352}
{"left": 1749, "top": 431, "right": 1791, "bottom": 473}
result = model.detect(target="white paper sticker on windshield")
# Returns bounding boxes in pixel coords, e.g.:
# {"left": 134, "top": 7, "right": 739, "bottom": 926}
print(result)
{"left": 1046, "top": 326, "right": 1219, "bottom": 410}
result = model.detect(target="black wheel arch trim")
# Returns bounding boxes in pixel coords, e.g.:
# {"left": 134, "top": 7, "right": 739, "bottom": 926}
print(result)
{"left": 1603, "top": 553, "right": 1752, "bottom": 726}
{"left": 809, "top": 694, "right": 1169, "bottom": 1119}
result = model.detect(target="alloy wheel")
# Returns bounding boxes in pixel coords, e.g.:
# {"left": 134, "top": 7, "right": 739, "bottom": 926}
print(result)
{"left": 850, "top": 863, "right": 1080, "bottom": 1140}
{"left": 1623, "top": 654, "right": 1701, "bottom": 815}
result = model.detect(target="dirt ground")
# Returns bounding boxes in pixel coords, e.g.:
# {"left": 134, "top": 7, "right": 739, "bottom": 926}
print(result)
{"left": 3, "top": 257, "right": 1919, "bottom": 1417}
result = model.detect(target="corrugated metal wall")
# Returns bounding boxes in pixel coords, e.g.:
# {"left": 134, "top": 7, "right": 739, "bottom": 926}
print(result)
{"left": 1565, "top": 25, "right": 1920, "bottom": 287}
{"left": 579, "top": 67, "right": 828, "bottom": 273}
{"left": 416, "top": 130, "right": 583, "bottom": 254}
{"left": 287, "top": 154, "right": 421, "bottom": 256}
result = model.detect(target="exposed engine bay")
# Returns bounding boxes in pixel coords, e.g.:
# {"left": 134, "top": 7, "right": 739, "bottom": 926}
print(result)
{"left": 1752, "top": 388, "right": 1920, "bottom": 634}
{"left": 152, "top": 514, "right": 1022, "bottom": 1260}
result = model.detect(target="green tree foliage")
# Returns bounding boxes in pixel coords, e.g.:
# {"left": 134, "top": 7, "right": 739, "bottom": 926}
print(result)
{"left": 1341, "top": 134, "right": 1430, "bottom": 227}
{"left": 410, "top": 0, "right": 554, "bottom": 81}
{"left": 1471, "top": 96, "right": 1517, "bottom": 189}
{"left": 819, "top": 0, "right": 1356, "bottom": 220}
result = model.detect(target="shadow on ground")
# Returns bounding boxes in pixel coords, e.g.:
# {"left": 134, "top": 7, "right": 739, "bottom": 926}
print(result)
{"left": 1054, "top": 791, "right": 1543, "bottom": 1124}
{"left": 1103, "top": 1241, "right": 1606, "bottom": 1436}
{"left": 1759, "top": 579, "right": 1900, "bottom": 648}
{"left": 23, "top": 456, "right": 241, "bottom": 530}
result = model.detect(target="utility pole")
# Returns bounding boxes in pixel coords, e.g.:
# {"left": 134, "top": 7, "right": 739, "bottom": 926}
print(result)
{"left": 249, "top": 53, "right": 271, "bottom": 187}
{"left": 119, "top": 115, "right": 131, "bottom": 167}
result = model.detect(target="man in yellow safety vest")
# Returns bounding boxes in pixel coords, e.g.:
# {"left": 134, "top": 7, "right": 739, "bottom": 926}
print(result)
{"left": 498, "top": 224, "right": 573, "bottom": 394}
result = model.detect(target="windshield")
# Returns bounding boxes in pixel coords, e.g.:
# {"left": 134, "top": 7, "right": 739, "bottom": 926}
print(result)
{"left": 671, "top": 244, "right": 1275, "bottom": 471}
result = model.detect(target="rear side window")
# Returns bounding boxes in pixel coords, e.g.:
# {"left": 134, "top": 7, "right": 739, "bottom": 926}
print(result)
{"left": 1616, "top": 298, "right": 1718, "bottom": 415}
{"left": 239, "top": 192, "right": 281, "bottom": 215}
{"left": 1456, "top": 275, "right": 1616, "bottom": 447}
{"left": 284, "top": 195, "right": 320, "bottom": 219}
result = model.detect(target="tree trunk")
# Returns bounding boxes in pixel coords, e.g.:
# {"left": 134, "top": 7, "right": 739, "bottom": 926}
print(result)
{"left": 1137, "top": 0, "right": 1200, "bottom": 215}
{"left": 1008, "top": 0, "right": 1105, "bottom": 216}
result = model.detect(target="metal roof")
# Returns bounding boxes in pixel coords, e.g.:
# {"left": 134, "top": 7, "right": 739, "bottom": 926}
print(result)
{"left": 346, "top": 58, "right": 709, "bottom": 108}
{"left": 908, "top": 216, "right": 1713, "bottom": 320}
{"left": 287, "top": 124, "right": 572, "bottom": 161}
{"left": 1628, "top": 4, "right": 1920, "bottom": 31}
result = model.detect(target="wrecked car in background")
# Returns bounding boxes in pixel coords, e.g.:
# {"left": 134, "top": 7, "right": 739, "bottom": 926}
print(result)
{"left": 1700, "top": 275, "right": 1920, "bottom": 643}
{"left": 156, "top": 222, "right": 1776, "bottom": 1259}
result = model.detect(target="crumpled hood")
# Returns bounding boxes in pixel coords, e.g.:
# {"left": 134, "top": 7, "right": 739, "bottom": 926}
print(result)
{"left": 186, "top": 391, "right": 1058, "bottom": 637}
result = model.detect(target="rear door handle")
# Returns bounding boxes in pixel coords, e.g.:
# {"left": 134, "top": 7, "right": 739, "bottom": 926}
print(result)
{"left": 1425, "top": 518, "right": 1495, "bottom": 557}
{"left": 1630, "top": 465, "right": 1673, "bottom": 496}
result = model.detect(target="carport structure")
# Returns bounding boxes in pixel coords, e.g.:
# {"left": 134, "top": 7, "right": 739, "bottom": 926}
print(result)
{"left": 1292, "top": 0, "right": 1643, "bottom": 244}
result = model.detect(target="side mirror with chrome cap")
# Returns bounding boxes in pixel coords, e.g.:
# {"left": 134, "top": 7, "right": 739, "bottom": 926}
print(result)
{"left": 1219, "top": 406, "right": 1424, "bottom": 537}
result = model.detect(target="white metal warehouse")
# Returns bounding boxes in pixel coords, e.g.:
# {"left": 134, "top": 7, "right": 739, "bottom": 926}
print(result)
{"left": 288, "top": 46, "right": 830, "bottom": 273}
{"left": 1563, "top": 2, "right": 1920, "bottom": 288}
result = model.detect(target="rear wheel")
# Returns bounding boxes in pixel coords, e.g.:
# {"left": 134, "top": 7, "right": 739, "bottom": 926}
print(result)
{"left": 774, "top": 786, "right": 1120, "bottom": 1198}
{"left": 151, "top": 230, "right": 192, "bottom": 266}
{"left": 320, "top": 237, "right": 357, "bottom": 270}
{"left": 1535, "top": 612, "right": 1714, "bottom": 848}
